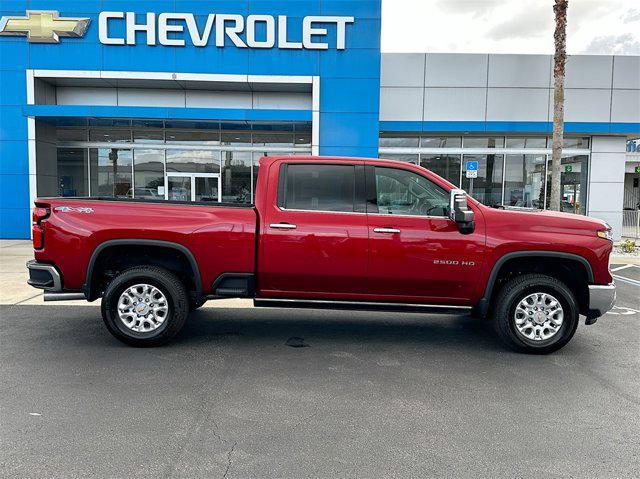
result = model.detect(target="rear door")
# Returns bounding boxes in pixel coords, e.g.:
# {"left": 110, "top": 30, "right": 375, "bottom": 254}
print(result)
{"left": 257, "top": 160, "right": 369, "bottom": 299}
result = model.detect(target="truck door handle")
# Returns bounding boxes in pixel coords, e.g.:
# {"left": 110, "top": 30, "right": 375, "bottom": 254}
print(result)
{"left": 269, "top": 223, "right": 297, "bottom": 230}
{"left": 373, "top": 227, "right": 401, "bottom": 234}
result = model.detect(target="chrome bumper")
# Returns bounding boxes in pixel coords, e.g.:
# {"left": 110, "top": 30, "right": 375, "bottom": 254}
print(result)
{"left": 587, "top": 282, "right": 616, "bottom": 320}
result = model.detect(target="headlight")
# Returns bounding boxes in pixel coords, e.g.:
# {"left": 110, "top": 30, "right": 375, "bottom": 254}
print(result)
{"left": 597, "top": 229, "right": 613, "bottom": 241}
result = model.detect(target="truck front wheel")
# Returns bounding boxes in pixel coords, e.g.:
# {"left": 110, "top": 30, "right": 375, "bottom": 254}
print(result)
{"left": 101, "top": 266, "right": 189, "bottom": 347}
{"left": 493, "top": 274, "right": 579, "bottom": 354}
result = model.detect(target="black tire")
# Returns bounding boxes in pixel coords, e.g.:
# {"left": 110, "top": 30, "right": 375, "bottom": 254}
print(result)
{"left": 493, "top": 273, "right": 579, "bottom": 354}
{"left": 101, "top": 266, "right": 189, "bottom": 347}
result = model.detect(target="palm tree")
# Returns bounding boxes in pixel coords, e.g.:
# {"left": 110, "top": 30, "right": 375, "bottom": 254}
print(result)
{"left": 549, "top": 0, "right": 569, "bottom": 211}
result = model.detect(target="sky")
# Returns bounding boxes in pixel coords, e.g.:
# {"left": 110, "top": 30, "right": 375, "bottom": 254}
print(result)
{"left": 381, "top": 0, "right": 640, "bottom": 55}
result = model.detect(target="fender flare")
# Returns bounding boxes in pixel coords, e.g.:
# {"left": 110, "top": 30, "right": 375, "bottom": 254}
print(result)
{"left": 83, "top": 239, "right": 203, "bottom": 300}
{"left": 476, "top": 251, "right": 594, "bottom": 317}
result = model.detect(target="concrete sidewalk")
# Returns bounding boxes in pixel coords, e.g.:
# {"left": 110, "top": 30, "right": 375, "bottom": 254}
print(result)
{"left": 1, "top": 239, "right": 638, "bottom": 306}
{"left": 0, "top": 240, "right": 252, "bottom": 308}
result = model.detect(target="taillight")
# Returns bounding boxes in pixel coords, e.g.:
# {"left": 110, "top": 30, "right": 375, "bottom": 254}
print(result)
{"left": 32, "top": 206, "right": 50, "bottom": 250}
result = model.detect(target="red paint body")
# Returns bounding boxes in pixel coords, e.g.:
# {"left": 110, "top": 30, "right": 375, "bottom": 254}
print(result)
{"left": 33, "top": 156, "right": 613, "bottom": 305}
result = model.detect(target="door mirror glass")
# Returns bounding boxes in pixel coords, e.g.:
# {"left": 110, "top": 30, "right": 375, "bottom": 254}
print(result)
{"left": 449, "top": 189, "right": 475, "bottom": 234}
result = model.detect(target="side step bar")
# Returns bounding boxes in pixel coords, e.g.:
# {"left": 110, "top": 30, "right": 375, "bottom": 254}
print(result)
{"left": 44, "top": 292, "right": 86, "bottom": 301}
{"left": 254, "top": 298, "right": 472, "bottom": 314}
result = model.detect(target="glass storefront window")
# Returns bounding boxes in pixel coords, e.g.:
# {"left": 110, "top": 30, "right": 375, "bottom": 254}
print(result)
{"left": 167, "top": 176, "right": 191, "bottom": 201}
{"left": 420, "top": 154, "right": 461, "bottom": 186}
{"left": 221, "top": 130, "right": 252, "bottom": 146}
{"left": 294, "top": 133, "right": 312, "bottom": 145}
{"left": 57, "top": 148, "right": 88, "bottom": 196}
{"left": 194, "top": 177, "right": 219, "bottom": 202}
{"left": 252, "top": 132, "right": 294, "bottom": 147}
{"left": 376, "top": 131, "right": 591, "bottom": 216}
{"left": 132, "top": 119, "right": 164, "bottom": 129}
{"left": 133, "top": 149, "right": 164, "bottom": 199}
{"left": 504, "top": 154, "right": 546, "bottom": 208}
{"left": 222, "top": 151, "right": 252, "bottom": 203}
{"left": 166, "top": 149, "right": 220, "bottom": 173}
{"left": 545, "top": 155, "right": 589, "bottom": 214}
{"left": 165, "top": 130, "right": 220, "bottom": 144}
{"left": 420, "top": 137, "right": 462, "bottom": 148}
{"left": 133, "top": 130, "right": 164, "bottom": 143}
{"left": 47, "top": 120, "right": 311, "bottom": 204}
{"left": 463, "top": 137, "right": 505, "bottom": 148}
{"left": 561, "top": 137, "right": 590, "bottom": 149}
{"left": 379, "top": 133, "right": 420, "bottom": 148}
{"left": 57, "top": 128, "right": 87, "bottom": 142}
{"left": 89, "top": 148, "right": 133, "bottom": 197}
{"left": 505, "top": 137, "right": 547, "bottom": 149}
{"left": 89, "top": 129, "right": 131, "bottom": 143}
{"left": 381, "top": 154, "right": 419, "bottom": 164}
{"left": 461, "top": 154, "right": 504, "bottom": 206}
{"left": 545, "top": 137, "right": 590, "bottom": 149}
{"left": 90, "top": 119, "right": 132, "bottom": 128}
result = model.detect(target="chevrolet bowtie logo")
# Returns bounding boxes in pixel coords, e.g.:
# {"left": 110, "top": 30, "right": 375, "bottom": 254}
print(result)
{"left": 0, "top": 10, "right": 90, "bottom": 43}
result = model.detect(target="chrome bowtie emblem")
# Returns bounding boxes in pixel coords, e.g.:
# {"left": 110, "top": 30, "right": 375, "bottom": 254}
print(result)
{"left": 0, "top": 10, "right": 90, "bottom": 43}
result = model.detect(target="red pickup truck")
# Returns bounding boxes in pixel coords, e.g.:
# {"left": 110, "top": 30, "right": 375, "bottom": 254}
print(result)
{"left": 27, "top": 156, "right": 615, "bottom": 353}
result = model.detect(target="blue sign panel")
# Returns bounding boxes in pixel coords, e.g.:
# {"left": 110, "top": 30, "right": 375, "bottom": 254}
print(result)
{"left": 465, "top": 160, "right": 478, "bottom": 171}
{"left": 0, "top": 0, "right": 382, "bottom": 238}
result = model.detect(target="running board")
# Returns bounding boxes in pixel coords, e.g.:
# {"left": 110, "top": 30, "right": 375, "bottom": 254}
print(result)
{"left": 44, "top": 292, "right": 86, "bottom": 301}
{"left": 254, "top": 298, "right": 472, "bottom": 314}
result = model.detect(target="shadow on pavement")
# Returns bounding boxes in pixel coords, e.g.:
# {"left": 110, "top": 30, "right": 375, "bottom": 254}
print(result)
{"left": 0, "top": 304, "right": 507, "bottom": 354}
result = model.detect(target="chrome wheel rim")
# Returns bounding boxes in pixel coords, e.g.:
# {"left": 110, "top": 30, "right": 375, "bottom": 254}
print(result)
{"left": 117, "top": 284, "right": 169, "bottom": 333}
{"left": 514, "top": 292, "right": 564, "bottom": 342}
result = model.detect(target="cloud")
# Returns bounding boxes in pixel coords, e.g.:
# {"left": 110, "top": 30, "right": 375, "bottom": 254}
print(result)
{"left": 582, "top": 33, "right": 640, "bottom": 55}
{"left": 622, "top": 8, "right": 640, "bottom": 23}
{"left": 435, "top": 0, "right": 503, "bottom": 18}
{"left": 381, "top": 0, "right": 640, "bottom": 55}
{"left": 485, "top": 5, "right": 552, "bottom": 41}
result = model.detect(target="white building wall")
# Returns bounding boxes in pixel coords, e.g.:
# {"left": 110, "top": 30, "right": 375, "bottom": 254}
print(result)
{"left": 380, "top": 53, "right": 639, "bottom": 125}
{"left": 55, "top": 86, "right": 313, "bottom": 110}
{"left": 588, "top": 136, "right": 628, "bottom": 240}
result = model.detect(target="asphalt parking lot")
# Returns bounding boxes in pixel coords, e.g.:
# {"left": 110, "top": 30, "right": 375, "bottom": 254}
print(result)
{"left": 1, "top": 269, "right": 639, "bottom": 478}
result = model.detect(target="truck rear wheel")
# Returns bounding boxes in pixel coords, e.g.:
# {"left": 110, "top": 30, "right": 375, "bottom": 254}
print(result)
{"left": 101, "top": 266, "right": 189, "bottom": 347}
{"left": 493, "top": 274, "right": 579, "bottom": 354}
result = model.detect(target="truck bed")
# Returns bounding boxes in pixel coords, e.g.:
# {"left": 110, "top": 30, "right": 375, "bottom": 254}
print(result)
{"left": 33, "top": 197, "right": 258, "bottom": 293}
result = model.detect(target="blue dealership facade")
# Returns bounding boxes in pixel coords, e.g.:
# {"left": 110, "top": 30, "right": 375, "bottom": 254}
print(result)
{"left": 1, "top": 0, "right": 638, "bottom": 239}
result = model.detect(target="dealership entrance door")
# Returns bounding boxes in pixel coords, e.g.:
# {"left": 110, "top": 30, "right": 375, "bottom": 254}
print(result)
{"left": 167, "top": 173, "right": 221, "bottom": 202}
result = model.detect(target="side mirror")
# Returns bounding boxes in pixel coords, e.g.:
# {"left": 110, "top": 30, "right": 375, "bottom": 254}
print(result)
{"left": 449, "top": 189, "right": 475, "bottom": 234}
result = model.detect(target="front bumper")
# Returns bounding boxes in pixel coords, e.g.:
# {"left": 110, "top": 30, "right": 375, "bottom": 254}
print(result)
{"left": 586, "top": 282, "right": 616, "bottom": 322}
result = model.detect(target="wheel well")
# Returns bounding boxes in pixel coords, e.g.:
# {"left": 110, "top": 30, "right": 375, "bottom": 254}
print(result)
{"left": 488, "top": 256, "right": 590, "bottom": 315}
{"left": 87, "top": 244, "right": 200, "bottom": 300}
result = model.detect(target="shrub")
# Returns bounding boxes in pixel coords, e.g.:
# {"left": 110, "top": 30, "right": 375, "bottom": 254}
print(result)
{"left": 620, "top": 239, "right": 637, "bottom": 254}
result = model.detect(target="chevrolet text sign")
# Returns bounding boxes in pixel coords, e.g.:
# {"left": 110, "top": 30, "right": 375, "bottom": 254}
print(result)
{"left": 100, "top": 12, "right": 354, "bottom": 49}
{"left": 0, "top": 10, "right": 355, "bottom": 49}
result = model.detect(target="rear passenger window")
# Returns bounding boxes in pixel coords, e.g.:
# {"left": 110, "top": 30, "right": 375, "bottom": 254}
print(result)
{"left": 284, "top": 164, "right": 355, "bottom": 212}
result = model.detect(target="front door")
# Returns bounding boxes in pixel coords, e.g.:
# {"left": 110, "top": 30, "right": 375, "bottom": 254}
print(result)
{"left": 166, "top": 173, "right": 220, "bottom": 202}
{"left": 258, "top": 161, "right": 369, "bottom": 299}
{"left": 366, "top": 164, "right": 485, "bottom": 304}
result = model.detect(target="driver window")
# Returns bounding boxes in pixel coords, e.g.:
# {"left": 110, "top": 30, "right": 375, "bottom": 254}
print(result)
{"left": 374, "top": 167, "right": 449, "bottom": 216}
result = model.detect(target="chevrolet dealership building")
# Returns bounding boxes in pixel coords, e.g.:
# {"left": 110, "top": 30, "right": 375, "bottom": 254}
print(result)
{"left": 1, "top": 1, "right": 639, "bottom": 240}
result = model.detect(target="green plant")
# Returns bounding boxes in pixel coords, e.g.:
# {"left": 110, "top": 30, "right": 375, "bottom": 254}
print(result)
{"left": 620, "top": 239, "right": 637, "bottom": 254}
